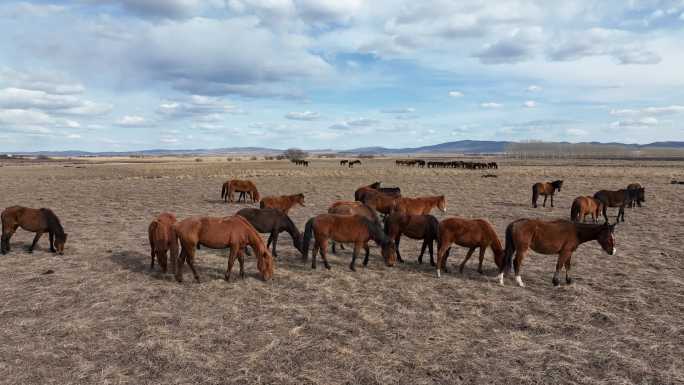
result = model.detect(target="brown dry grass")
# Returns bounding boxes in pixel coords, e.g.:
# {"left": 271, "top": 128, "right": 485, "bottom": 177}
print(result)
{"left": 0, "top": 158, "right": 682, "bottom": 385}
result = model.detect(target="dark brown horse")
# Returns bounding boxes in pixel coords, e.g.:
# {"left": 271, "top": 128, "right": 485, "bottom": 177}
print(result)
{"left": 435, "top": 217, "right": 503, "bottom": 277}
{"left": 148, "top": 212, "right": 179, "bottom": 273}
{"left": 236, "top": 207, "right": 302, "bottom": 259}
{"left": 361, "top": 190, "right": 401, "bottom": 215}
{"left": 259, "top": 193, "right": 305, "bottom": 214}
{"left": 570, "top": 196, "right": 603, "bottom": 223}
{"left": 174, "top": 215, "right": 274, "bottom": 282}
{"left": 392, "top": 196, "right": 446, "bottom": 215}
{"left": 1, "top": 206, "right": 67, "bottom": 255}
{"left": 221, "top": 179, "right": 260, "bottom": 203}
{"left": 383, "top": 212, "right": 440, "bottom": 265}
{"left": 626, "top": 183, "right": 645, "bottom": 208}
{"left": 593, "top": 189, "right": 637, "bottom": 223}
{"left": 532, "top": 180, "right": 563, "bottom": 208}
{"left": 354, "top": 181, "right": 401, "bottom": 202}
{"left": 499, "top": 219, "right": 616, "bottom": 287}
{"left": 302, "top": 214, "right": 396, "bottom": 271}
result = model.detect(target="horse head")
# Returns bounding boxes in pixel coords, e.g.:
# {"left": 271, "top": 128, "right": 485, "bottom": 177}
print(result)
{"left": 438, "top": 196, "right": 447, "bottom": 213}
{"left": 597, "top": 223, "right": 616, "bottom": 256}
{"left": 381, "top": 241, "right": 397, "bottom": 267}
{"left": 55, "top": 233, "right": 68, "bottom": 255}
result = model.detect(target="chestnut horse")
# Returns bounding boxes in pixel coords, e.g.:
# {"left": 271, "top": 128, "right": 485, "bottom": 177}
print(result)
{"left": 236, "top": 207, "right": 302, "bottom": 259}
{"left": 361, "top": 190, "right": 401, "bottom": 215}
{"left": 383, "top": 212, "right": 440, "bottom": 265}
{"left": 259, "top": 193, "right": 305, "bottom": 214}
{"left": 174, "top": 215, "right": 274, "bottom": 282}
{"left": 593, "top": 189, "right": 637, "bottom": 223}
{"left": 626, "top": 183, "right": 645, "bottom": 208}
{"left": 435, "top": 217, "right": 503, "bottom": 277}
{"left": 148, "top": 212, "right": 179, "bottom": 273}
{"left": 499, "top": 219, "right": 616, "bottom": 287}
{"left": 327, "top": 201, "right": 381, "bottom": 253}
{"left": 532, "top": 180, "right": 563, "bottom": 208}
{"left": 392, "top": 196, "right": 446, "bottom": 216}
{"left": 302, "top": 214, "right": 397, "bottom": 271}
{"left": 570, "top": 196, "right": 603, "bottom": 223}
{"left": 1, "top": 206, "right": 67, "bottom": 255}
{"left": 221, "top": 179, "right": 260, "bottom": 203}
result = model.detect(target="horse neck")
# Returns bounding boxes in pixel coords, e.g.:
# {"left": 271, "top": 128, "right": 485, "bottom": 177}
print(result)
{"left": 42, "top": 209, "right": 64, "bottom": 236}
{"left": 282, "top": 216, "right": 300, "bottom": 239}
{"left": 247, "top": 229, "right": 267, "bottom": 255}
{"left": 574, "top": 224, "right": 603, "bottom": 244}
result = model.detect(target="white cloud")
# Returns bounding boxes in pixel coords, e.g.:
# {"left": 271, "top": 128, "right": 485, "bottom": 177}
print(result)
{"left": 448, "top": 91, "right": 463, "bottom": 97}
{"left": 566, "top": 128, "right": 587, "bottom": 136}
{"left": 610, "top": 105, "right": 684, "bottom": 117}
{"left": 480, "top": 102, "right": 503, "bottom": 109}
{"left": 285, "top": 111, "right": 320, "bottom": 120}
{"left": 381, "top": 107, "right": 415, "bottom": 113}
{"left": 117, "top": 115, "right": 148, "bottom": 126}
{"left": 527, "top": 85, "right": 542, "bottom": 92}
{"left": 523, "top": 100, "right": 537, "bottom": 108}
{"left": 611, "top": 117, "right": 659, "bottom": 128}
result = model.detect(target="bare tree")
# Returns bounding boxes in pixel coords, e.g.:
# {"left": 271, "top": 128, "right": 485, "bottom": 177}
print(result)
{"left": 283, "top": 148, "right": 309, "bottom": 160}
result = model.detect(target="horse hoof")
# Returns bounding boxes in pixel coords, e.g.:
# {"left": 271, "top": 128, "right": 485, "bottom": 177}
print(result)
{"left": 552, "top": 278, "right": 560, "bottom": 287}
{"left": 566, "top": 277, "right": 572, "bottom": 285}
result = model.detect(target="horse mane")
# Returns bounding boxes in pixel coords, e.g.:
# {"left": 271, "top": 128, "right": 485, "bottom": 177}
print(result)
{"left": 282, "top": 214, "right": 301, "bottom": 239}
{"left": 551, "top": 180, "right": 563, "bottom": 188}
{"left": 40, "top": 208, "right": 65, "bottom": 237}
{"left": 362, "top": 217, "right": 390, "bottom": 246}
{"left": 369, "top": 181, "right": 381, "bottom": 189}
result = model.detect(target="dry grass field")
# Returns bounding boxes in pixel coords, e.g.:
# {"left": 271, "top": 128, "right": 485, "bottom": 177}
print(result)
{"left": 0, "top": 157, "right": 682, "bottom": 385}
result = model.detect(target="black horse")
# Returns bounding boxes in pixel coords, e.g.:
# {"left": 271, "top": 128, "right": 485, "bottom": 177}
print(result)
{"left": 236, "top": 208, "right": 303, "bottom": 259}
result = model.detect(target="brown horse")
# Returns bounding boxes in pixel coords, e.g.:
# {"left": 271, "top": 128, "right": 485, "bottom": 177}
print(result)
{"left": 498, "top": 219, "right": 616, "bottom": 287}
{"left": 302, "top": 214, "right": 397, "bottom": 271}
{"left": 593, "top": 189, "right": 637, "bottom": 223}
{"left": 570, "top": 196, "right": 603, "bottom": 223}
{"left": 626, "top": 183, "right": 645, "bottom": 208}
{"left": 1, "top": 206, "right": 67, "bottom": 255}
{"left": 361, "top": 190, "right": 401, "bottom": 215}
{"left": 392, "top": 196, "right": 446, "bottom": 215}
{"left": 354, "top": 181, "right": 401, "bottom": 202}
{"left": 259, "top": 193, "right": 305, "bottom": 214}
{"left": 221, "top": 179, "right": 260, "bottom": 203}
{"left": 148, "top": 213, "right": 179, "bottom": 273}
{"left": 174, "top": 215, "right": 274, "bottom": 282}
{"left": 435, "top": 217, "right": 503, "bottom": 277}
{"left": 383, "top": 212, "right": 440, "bottom": 265}
{"left": 532, "top": 180, "right": 563, "bottom": 208}
{"left": 327, "top": 201, "right": 381, "bottom": 253}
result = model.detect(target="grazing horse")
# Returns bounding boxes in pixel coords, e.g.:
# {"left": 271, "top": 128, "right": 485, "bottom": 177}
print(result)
{"left": 148, "top": 212, "right": 179, "bottom": 273}
{"left": 1, "top": 206, "right": 68, "bottom": 255}
{"left": 499, "top": 219, "right": 616, "bottom": 287}
{"left": 626, "top": 183, "right": 645, "bottom": 208}
{"left": 174, "top": 215, "right": 274, "bottom": 282}
{"left": 340, "top": 160, "right": 348, "bottom": 166}
{"left": 259, "top": 193, "right": 305, "bottom": 214}
{"left": 221, "top": 179, "right": 260, "bottom": 203}
{"left": 435, "top": 217, "right": 503, "bottom": 277}
{"left": 383, "top": 212, "right": 440, "bottom": 265}
{"left": 236, "top": 207, "right": 302, "bottom": 259}
{"left": 348, "top": 160, "right": 362, "bottom": 168}
{"left": 593, "top": 189, "right": 636, "bottom": 223}
{"left": 302, "top": 214, "right": 397, "bottom": 271}
{"left": 361, "top": 190, "right": 401, "bottom": 216}
{"left": 327, "top": 201, "right": 381, "bottom": 253}
{"left": 570, "top": 196, "right": 603, "bottom": 223}
{"left": 532, "top": 180, "right": 563, "bottom": 208}
{"left": 392, "top": 196, "right": 446, "bottom": 215}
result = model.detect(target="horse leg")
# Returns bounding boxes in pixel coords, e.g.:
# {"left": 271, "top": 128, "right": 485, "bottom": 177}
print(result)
{"left": 395, "top": 237, "right": 404, "bottom": 263}
{"left": 435, "top": 242, "right": 449, "bottom": 278}
{"left": 28, "top": 232, "right": 43, "bottom": 253}
{"left": 552, "top": 252, "right": 571, "bottom": 287}
{"left": 48, "top": 231, "right": 56, "bottom": 252}
{"left": 551, "top": 194, "right": 554, "bottom": 208}
{"left": 331, "top": 240, "right": 336, "bottom": 254}
{"left": 349, "top": 242, "right": 360, "bottom": 271}
{"left": 564, "top": 256, "right": 573, "bottom": 285}
{"left": 150, "top": 246, "right": 156, "bottom": 270}
{"left": 175, "top": 248, "right": 187, "bottom": 282}
{"left": 542, "top": 195, "right": 547, "bottom": 208}
{"left": 418, "top": 238, "right": 429, "bottom": 265}
{"left": 225, "top": 246, "right": 237, "bottom": 281}
{"left": 477, "top": 247, "right": 486, "bottom": 274}
{"left": 602, "top": 205, "right": 609, "bottom": 224}
{"left": 311, "top": 241, "right": 319, "bottom": 269}
{"left": 458, "top": 248, "right": 475, "bottom": 274}
{"left": 270, "top": 231, "right": 278, "bottom": 259}
{"left": 185, "top": 248, "right": 200, "bottom": 283}
{"left": 319, "top": 239, "right": 331, "bottom": 270}
{"left": 362, "top": 243, "right": 370, "bottom": 267}
{"left": 238, "top": 249, "right": 245, "bottom": 279}
{"left": 513, "top": 251, "right": 526, "bottom": 287}
{"left": 159, "top": 250, "right": 168, "bottom": 274}
{"left": 266, "top": 233, "right": 273, "bottom": 248}
{"left": 619, "top": 206, "right": 625, "bottom": 222}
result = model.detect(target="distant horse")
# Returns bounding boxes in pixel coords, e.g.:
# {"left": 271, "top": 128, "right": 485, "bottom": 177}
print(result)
{"left": 260, "top": 193, "right": 305, "bottom": 214}
{"left": 236, "top": 207, "right": 303, "bottom": 259}
{"left": 1, "top": 206, "right": 68, "bottom": 255}
{"left": 340, "top": 160, "right": 348, "bottom": 166}
{"left": 392, "top": 196, "right": 446, "bottom": 215}
{"left": 435, "top": 217, "right": 503, "bottom": 277}
{"left": 302, "top": 214, "right": 397, "bottom": 271}
{"left": 383, "top": 212, "right": 440, "bottom": 265}
{"left": 593, "top": 189, "right": 637, "bottom": 223}
{"left": 174, "top": 216, "right": 274, "bottom": 282}
{"left": 221, "top": 179, "right": 260, "bottom": 203}
{"left": 626, "top": 183, "right": 645, "bottom": 208}
{"left": 570, "top": 196, "right": 603, "bottom": 223}
{"left": 348, "top": 160, "right": 362, "bottom": 168}
{"left": 499, "top": 219, "right": 616, "bottom": 287}
{"left": 327, "top": 201, "right": 381, "bottom": 253}
{"left": 532, "top": 180, "right": 563, "bottom": 208}
{"left": 362, "top": 189, "right": 401, "bottom": 216}
{"left": 148, "top": 212, "right": 179, "bottom": 273}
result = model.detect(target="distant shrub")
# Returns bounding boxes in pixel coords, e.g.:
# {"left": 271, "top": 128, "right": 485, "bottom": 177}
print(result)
{"left": 276, "top": 155, "right": 287, "bottom": 160}
{"left": 36, "top": 155, "right": 52, "bottom": 160}
{"left": 250, "top": 156, "right": 258, "bottom": 160}
{"left": 264, "top": 156, "right": 274, "bottom": 160}
{"left": 283, "top": 148, "right": 309, "bottom": 160}
{"left": 226, "top": 157, "right": 233, "bottom": 162}
{"left": 195, "top": 158, "right": 203, "bottom": 162}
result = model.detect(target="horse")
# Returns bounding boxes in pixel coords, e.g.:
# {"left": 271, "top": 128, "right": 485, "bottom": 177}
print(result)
{"left": 383, "top": 212, "right": 440, "bottom": 265}
{"left": 435, "top": 217, "right": 503, "bottom": 277}
{"left": 532, "top": 180, "right": 563, "bottom": 208}
{"left": 593, "top": 189, "right": 637, "bottom": 223}
{"left": 221, "top": 179, "right": 260, "bottom": 203}
{"left": 498, "top": 219, "right": 616, "bottom": 287}
{"left": 173, "top": 215, "right": 274, "bottom": 282}
{"left": 626, "top": 183, "right": 645, "bottom": 208}
{"left": 259, "top": 193, "right": 305, "bottom": 214}
{"left": 354, "top": 181, "right": 401, "bottom": 202}
{"left": 340, "top": 160, "right": 348, "bottom": 166}
{"left": 236, "top": 207, "right": 302, "bottom": 259}
{"left": 1, "top": 206, "right": 68, "bottom": 255}
{"left": 392, "top": 196, "right": 446, "bottom": 215}
{"left": 361, "top": 189, "right": 401, "bottom": 216}
{"left": 327, "top": 201, "right": 381, "bottom": 253}
{"left": 348, "top": 160, "right": 362, "bottom": 168}
{"left": 148, "top": 212, "right": 179, "bottom": 273}
{"left": 302, "top": 214, "right": 397, "bottom": 271}
{"left": 570, "top": 196, "right": 603, "bottom": 223}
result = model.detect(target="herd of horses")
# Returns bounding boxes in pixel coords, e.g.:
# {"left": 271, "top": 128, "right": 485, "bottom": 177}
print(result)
{"left": 340, "top": 160, "right": 362, "bottom": 167}
{"left": 0, "top": 165, "right": 647, "bottom": 288}
{"left": 395, "top": 159, "right": 498, "bottom": 169}
{"left": 291, "top": 159, "right": 309, "bottom": 167}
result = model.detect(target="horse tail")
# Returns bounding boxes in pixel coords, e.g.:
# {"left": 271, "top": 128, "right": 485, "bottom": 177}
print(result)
{"left": 487, "top": 222, "right": 504, "bottom": 269}
{"left": 221, "top": 182, "right": 227, "bottom": 200}
{"left": 503, "top": 221, "right": 516, "bottom": 274}
{"left": 532, "top": 184, "right": 539, "bottom": 206}
{"left": 259, "top": 200, "right": 266, "bottom": 209}
{"left": 301, "top": 217, "right": 315, "bottom": 261}
{"left": 570, "top": 199, "right": 580, "bottom": 221}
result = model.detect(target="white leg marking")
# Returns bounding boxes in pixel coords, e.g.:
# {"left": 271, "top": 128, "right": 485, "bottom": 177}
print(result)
{"left": 496, "top": 272, "right": 504, "bottom": 286}
{"left": 436, "top": 269, "right": 441, "bottom": 278}
{"left": 611, "top": 247, "right": 616, "bottom": 255}
{"left": 515, "top": 275, "right": 525, "bottom": 287}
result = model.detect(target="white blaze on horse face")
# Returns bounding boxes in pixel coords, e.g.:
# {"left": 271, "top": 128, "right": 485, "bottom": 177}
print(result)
{"left": 515, "top": 275, "right": 525, "bottom": 287}
{"left": 611, "top": 247, "right": 616, "bottom": 255}
{"left": 497, "top": 272, "right": 504, "bottom": 286}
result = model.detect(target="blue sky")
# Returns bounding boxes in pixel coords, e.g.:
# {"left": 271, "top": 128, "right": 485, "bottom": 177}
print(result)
{"left": 1, "top": 0, "right": 683, "bottom": 151}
